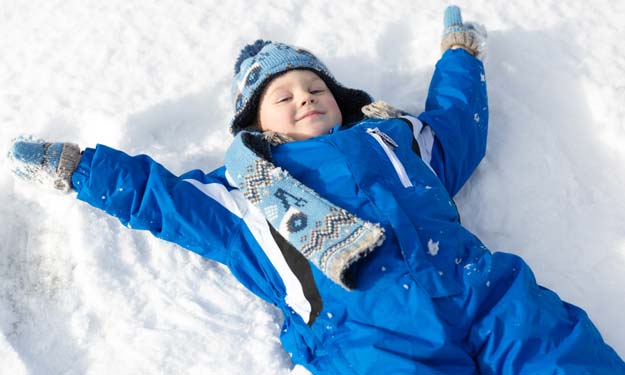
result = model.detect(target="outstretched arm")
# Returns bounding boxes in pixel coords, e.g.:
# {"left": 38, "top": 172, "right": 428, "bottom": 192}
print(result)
{"left": 73, "top": 145, "right": 241, "bottom": 263}
{"left": 418, "top": 6, "right": 489, "bottom": 197}
{"left": 9, "top": 140, "right": 238, "bottom": 264}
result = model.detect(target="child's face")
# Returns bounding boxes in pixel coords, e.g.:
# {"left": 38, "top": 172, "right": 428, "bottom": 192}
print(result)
{"left": 257, "top": 70, "right": 342, "bottom": 140}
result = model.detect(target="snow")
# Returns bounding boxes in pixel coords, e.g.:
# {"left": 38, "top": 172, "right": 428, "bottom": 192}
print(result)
{"left": 427, "top": 239, "right": 440, "bottom": 256}
{"left": 1, "top": 0, "right": 625, "bottom": 373}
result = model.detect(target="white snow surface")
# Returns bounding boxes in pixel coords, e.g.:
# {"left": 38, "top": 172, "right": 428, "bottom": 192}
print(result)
{"left": 2, "top": 0, "right": 625, "bottom": 373}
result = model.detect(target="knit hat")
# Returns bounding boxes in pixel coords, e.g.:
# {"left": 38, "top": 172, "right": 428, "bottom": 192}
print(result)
{"left": 229, "top": 40, "right": 373, "bottom": 135}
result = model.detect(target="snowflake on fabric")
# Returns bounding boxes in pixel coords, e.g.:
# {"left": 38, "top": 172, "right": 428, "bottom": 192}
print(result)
{"left": 427, "top": 239, "right": 440, "bottom": 256}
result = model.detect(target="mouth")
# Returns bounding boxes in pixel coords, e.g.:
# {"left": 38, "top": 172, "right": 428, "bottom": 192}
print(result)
{"left": 296, "top": 110, "right": 323, "bottom": 121}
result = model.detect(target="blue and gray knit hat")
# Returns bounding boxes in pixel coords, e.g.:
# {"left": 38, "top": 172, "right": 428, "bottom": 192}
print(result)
{"left": 229, "top": 40, "right": 373, "bottom": 135}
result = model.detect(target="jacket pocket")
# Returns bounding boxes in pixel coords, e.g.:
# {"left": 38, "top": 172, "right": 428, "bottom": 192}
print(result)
{"left": 366, "top": 127, "right": 413, "bottom": 188}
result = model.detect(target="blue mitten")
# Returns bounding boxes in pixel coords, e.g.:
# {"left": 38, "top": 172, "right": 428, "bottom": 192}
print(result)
{"left": 8, "top": 137, "right": 81, "bottom": 192}
{"left": 441, "top": 5, "right": 487, "bottom": 58}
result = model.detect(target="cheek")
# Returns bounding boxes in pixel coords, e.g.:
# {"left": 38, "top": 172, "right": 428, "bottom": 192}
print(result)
{"left": 259, "top": 105, "right": 291, "bottom": 131}
{"left": 328, "top": 98, "right": 343, "bottom": 123}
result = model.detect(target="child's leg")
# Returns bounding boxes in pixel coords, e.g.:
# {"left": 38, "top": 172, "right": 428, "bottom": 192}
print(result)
{"left": 449, "top": 252, "right": 625, "bottom": 374}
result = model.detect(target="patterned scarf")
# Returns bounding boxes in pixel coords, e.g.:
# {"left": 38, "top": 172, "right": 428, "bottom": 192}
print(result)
{"left": 224, "top": 130, "right": 385, "bottom": 290}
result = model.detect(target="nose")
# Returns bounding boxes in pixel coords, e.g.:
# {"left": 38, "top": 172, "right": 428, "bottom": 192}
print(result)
{"left": 301, "top": 95, "right": 316, "bottom": 106}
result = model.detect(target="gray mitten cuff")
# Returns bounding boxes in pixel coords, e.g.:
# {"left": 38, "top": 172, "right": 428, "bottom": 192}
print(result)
{"left": 441, "top": 31, "right": 481, "bottom": 56}
{"left": 54, "top": 143, "right": 81, "bottom": 192}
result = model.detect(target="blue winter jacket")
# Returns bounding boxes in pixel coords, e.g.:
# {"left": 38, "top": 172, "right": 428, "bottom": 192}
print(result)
{"left": 71, "top": 49, "right": 625, "bottom": 374}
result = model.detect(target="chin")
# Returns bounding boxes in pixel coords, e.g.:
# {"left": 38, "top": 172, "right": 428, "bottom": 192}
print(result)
{"left": 290, "top": 122, "right": 334, "bottom": 140}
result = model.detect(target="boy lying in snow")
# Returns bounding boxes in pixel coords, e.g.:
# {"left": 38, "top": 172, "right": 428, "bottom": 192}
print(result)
{"left": 8, "top": 6, "right": 625, "bottom": 375}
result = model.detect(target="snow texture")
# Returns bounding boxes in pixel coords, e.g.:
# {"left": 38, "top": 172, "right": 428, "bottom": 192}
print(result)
{"left": 2, "top": 0, "right": 625, "bottom": 373}
{"left": 427, "top": 239, "right": 440, "bottom": 256}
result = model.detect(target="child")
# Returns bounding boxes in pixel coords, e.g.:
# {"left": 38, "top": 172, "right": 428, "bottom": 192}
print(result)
{"left": 9, "top": 6, "right": 625, "bottom": 375}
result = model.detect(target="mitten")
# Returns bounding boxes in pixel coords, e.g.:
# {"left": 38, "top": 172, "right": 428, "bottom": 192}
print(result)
{"left": 441, "top": 5, "right": 487, "bottom": 58}
{"left": 361, "top": 100, "right": 407, "bottom": 120}
{"left": 8, "top": 137, "right": 81, "bottom": 192}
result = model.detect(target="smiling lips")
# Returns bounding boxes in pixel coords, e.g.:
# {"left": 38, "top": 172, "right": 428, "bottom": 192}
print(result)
{"left": 297, "top": 110, "right": 323, "bottom": 121}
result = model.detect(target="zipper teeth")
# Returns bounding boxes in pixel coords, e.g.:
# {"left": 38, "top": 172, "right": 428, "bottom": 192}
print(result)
{"left": 367, "top": 129, "right": 413, "bottom": 188}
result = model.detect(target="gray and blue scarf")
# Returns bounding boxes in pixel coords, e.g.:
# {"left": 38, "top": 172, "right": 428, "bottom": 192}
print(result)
{"left": 224, "top": 130, "right": 385, "bottom": 290}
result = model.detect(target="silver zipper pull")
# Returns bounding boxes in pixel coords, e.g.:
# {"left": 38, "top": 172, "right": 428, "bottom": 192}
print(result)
{"left": 367, "top": 127, "right": 398, "bottom": 148}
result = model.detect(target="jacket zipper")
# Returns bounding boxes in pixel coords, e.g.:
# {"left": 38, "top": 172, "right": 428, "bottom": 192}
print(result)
{"left": 366, "top": 127, "right": 413, "bottom": 188}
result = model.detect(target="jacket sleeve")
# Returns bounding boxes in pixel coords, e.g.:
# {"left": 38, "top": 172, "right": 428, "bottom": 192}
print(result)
{"left": 71, "top": 144, "right": 241, "bottom": 264}
{"left": 417, "top": 48, "right": 488, "bottom": 197}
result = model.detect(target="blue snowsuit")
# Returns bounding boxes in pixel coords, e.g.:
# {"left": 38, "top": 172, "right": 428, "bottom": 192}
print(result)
{"left": 71, "top": 49, "right": 625, "bottom": 374}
